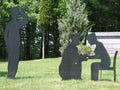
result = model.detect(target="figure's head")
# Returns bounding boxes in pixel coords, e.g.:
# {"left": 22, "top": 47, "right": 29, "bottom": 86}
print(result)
{"left": 70, "top": 32, "right": 81, "bottom": 45}
{"left": 10, "top": 6, "right": 20, "bottom": 19}
{"left": 86, "top": 32, "right": 97, "bottom": 45}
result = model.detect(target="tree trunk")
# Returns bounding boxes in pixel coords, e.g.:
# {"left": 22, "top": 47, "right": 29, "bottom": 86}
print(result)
{"left": 53, "top": 21, "right": 60, "bottom": 57}
{"left": 42, "top": 31, "right": 45, "bottom": 59}
{"left": 26, "top": 24, "right": 31, "bottom": 60}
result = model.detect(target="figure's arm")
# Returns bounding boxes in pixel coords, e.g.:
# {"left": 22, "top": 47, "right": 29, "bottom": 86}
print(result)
{"left": 87, "top": 55, "right": 100, "bottom": 59}
{"left": 4, "top": 25, "right": 9, "bottom": 44}
{"left": 78, "top": 54, "right": 88, "bottom": 61}
{"left": 19, "top": 7, "right": 28, "bottom": 26}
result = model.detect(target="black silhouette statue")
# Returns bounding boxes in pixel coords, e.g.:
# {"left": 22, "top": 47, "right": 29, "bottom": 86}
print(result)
{"left": 86, "top": 32, "right": 110, "bottom": 81}
{"left": 4, "top": 6, "right": 28, "bottom": 79}
{"left": 59, "top": 33, "right": 87, "bottom": 80}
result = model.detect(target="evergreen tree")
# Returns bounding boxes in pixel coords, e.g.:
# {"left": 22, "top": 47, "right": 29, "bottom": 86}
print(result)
{"left": 84, "top": 0, "right": 120, "bottom": 32}
{"left": 37, "top": 0, "right": 55, "bottom": 59}
{"left": 58, "top": 0, "right": 92, "bottom": 54}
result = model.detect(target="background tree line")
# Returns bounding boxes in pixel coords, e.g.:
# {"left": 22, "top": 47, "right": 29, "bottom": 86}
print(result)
{"left": 0, "top": 0, "right": 120, "bottom": 60}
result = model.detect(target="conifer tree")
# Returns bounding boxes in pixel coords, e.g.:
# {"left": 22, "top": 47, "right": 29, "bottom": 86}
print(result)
{"left": 58, "top": 0, "right": 92, "bottom": 54}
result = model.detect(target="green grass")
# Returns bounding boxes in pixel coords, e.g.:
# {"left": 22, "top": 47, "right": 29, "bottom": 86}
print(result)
{"left": 0, "top": 57, "right": 120, "bottom": 90}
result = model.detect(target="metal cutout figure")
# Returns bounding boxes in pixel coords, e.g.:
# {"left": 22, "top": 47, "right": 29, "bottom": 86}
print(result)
{"left": 4, "top": 6, "right": 28, "bottom": 79}
{"left": 87, "top": 32, "right": 111, "bottom": 81}
{"left": 59, "top": 33, "right": 87, "bottom": 80}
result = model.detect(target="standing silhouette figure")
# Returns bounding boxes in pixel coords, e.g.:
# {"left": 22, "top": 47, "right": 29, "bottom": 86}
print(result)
{"left": 59, "top": 33, "right": 87, "bottom": 80}
{"left": 87, "top": 32, "right": 110, "bottom": 81}
{"left": 4, "top": 6, "right": 28, "bottom": 79}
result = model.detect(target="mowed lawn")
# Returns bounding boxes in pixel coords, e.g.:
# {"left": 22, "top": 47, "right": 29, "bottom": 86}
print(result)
{"left": 0, "top": 57, "right": 120, "bottom": 90}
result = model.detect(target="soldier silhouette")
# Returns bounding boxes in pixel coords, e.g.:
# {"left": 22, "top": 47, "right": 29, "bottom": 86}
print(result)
{"left": 4, "top": 6, "right": 28, "bottom": 79}
{"left": 86, "top": 32, "right": 111, "bottom": 81}
{"left": 59, "top": 32, "right": 87, "bottom": 80}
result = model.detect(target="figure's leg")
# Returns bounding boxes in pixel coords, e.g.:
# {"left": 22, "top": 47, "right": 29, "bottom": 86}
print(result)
{"left": 8, "top": 52, "right": 15, "bottom": 78}
{"left": 91, "top": 62, "right": 100, "bottom": 81}
{"left": 70, "top": 62, "right": 81, "bottom": 80}
{"left": 59, "top": 62, "right": 71, "bottom": 80}
{"left": 7, "top": 46, "right": 20, "bottom": 79}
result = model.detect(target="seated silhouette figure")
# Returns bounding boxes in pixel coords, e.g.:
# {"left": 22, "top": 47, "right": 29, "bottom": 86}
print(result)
{"left": 4, "top": 6, "right": 28, "bottom": 79}
{"left": 86, "top": 32, "right": 110, "bottom": 81}
{"left": 59, "top": 32, "right": 87, "bottom": 80}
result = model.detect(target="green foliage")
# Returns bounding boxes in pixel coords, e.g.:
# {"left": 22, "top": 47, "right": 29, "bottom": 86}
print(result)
{"left": 58, "top": 0, "right": 70, "bottom": 18}
{"left": 0, "top": 1, "right": 14, "bottom": 24}
{"left": 0, "top": 0, "right": 40, "bottom": 24}
{"left": 37, "top": 0, "right": 61, "bottom": 58}
{"left": 58, "top": 0, "right": 92, "bottom": 54}
{"left": 18, "top": 0, "right": 40, "bottom": 21}
{"left": 37, "top": 0, "right": 53, "bottom": 28}
{"left": 85, "top": 0, "right": 120, "bottom": 32}
{"left": 77, "top": 44, "right": 93, "bottom": 55}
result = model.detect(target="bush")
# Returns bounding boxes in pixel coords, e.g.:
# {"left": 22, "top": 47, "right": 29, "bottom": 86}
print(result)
{"left": 77, "top": 44, "right": 93, "bottom": 55}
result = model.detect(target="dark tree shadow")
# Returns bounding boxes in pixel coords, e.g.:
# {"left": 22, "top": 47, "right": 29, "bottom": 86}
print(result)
{"left": 0, "top": 71, "right": 7, "bottom": 77}
{"left": 99, "top": 79, "right": 112, "bottom": 81}
{"left": 16, "top": 76, "right": 35, "bottom": 79}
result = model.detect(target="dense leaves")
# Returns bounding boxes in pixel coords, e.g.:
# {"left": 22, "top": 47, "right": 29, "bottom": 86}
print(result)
{"left": 58, "top": 0, "right": 92, "bottom": 54}
{"left": 85, "top": 0, "right": 120, "bottom": 32}
{"left": 0, "top": 0, "right": 120, "bottom": 60}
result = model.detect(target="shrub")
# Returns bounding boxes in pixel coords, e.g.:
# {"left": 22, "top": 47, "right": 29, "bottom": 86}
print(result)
{"left": 77, "top": 44, "right": 93, "bottom": 55}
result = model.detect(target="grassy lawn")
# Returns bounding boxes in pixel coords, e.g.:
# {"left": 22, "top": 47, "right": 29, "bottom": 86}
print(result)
{"left": 0, "top": 57, "right": 120, "bottom": 90}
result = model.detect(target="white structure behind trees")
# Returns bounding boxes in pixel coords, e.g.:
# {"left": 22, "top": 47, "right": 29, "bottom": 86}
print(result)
{"left": 87, "top": 32, "right": 120, "bottom": 56}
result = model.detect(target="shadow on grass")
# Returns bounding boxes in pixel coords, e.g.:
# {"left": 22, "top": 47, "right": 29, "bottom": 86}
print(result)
{"left": 0, "top": 71, "right": 7, "bottom": 77}
{"left": 16, "top": 76, "right": 35, "bottom": 79}
{"left": 0, "top": 72, "right": 38, "bottom": 79}
{"left": 16, "top": 76, "right": 42, "bottom": 80}
{"left": 99, "top": 79, "right": 112, "bottom": 82}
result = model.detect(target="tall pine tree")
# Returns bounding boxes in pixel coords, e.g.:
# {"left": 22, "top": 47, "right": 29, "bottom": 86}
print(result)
{"left": 58, "top": 0, "right": 92, "bottom": 54}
